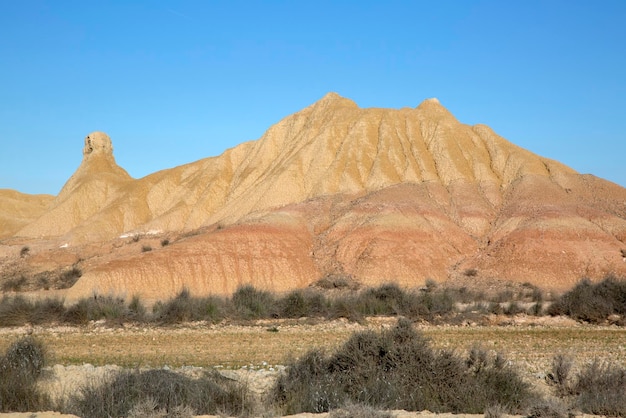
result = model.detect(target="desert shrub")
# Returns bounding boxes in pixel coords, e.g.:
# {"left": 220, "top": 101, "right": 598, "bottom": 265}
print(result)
{"left": 142, "top": 245, "right": 153, "bottom": 252}
{"left": 65, "top": 368, "right": 252, "bottom": 418}
{"left": 411, "top": 288, "right": 456, "bottom": 318}
{"left": 0, "top": 296, "right": 65, "bottom": 326}
{"left": 547, "top": 276, "right": 626, "bottom": 323}
{"left": 444, "top": 286, "right": 485, "bottom": 304}
{"left": 328, "top": 403, "right": 394, "bottom": 418}
{"left": 487, "top": 302, "right": 503, "bottom": 315}
{"left": 504, "top": 301, "right": 525, "bottom": 315}
{"left": 546, "top": 355, "right": 626, "bottom": 416}
{"left": 271, "top": 318, "right": 534, "bottom": 415}
{"left": 1, "top": 276, "right": 28, "bottom": 292}
{"left": 314, "top": 274, "right": 357, "bottom": 290}
{"left": 57, "top": 266, "right": 82, "bottom": 289}
{"left": 161, "top": 239, "right": 170, "bottom": 247}
{"left": 491, "top": 289, "right": 515, "bottom": 303}
{"left": 0, "top": 295, "right": 34, "bottom": 326}
{"left": 31, "top": 297, "right": 66, "bottom": 324}
{"left": 483, "top": 403, "right": 506, "bottom": 418}
{"left": 38, "top": 276, "right": 50, "bottom": 290}
{"left": 525, "top": 398, "right": 570, "bottom": 418}
{"left": 63, "top": 295, "right": 128, "bottom": 325}
{"left": 19, "top": 246, "right": 30, "bottom": 258}
{"left": 128, "top": 295, "right": 148, "bottom": 321}
{"left": 330, "top": 283, "right": 456, "bottom": 322}
{"left": 547, "top": 355, "right": 573, "bottom": 397}
{"left": 277, "top": 289, "right": 329, "bottom": 318}
{"left": 528, "top": 302, "right": 543, "bottom": 316}
{"left": 153, "top": 289, "right": 224, "bottom": 324}
{"left": 231, "top": 285, "right": 275, "bottom": 319}
{"left": 0, "top": 337, "right": 50, "bottom": 412}
{"left": 327, "top": 295, "right": 364, "bottom": 322}
{"left": 355, "top": 283, "right": 406, "bottom": 316}
{"left": 571, "top": 359, "right": 626, "bottom": 416}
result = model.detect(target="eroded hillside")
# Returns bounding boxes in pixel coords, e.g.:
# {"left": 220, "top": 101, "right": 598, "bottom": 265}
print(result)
{"left": 2, "top": 93, "right": 626, "bottom": 299}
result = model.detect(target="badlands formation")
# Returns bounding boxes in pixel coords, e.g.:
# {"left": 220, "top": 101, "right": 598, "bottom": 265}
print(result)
{"left": 1, "top": 93, "right": 626, "bottom": 301}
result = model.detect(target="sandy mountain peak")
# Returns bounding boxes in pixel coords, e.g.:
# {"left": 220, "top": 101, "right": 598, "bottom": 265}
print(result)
{"left": 3, "top": 96, "right": 626, "bottom": 299}
{"left": 83, "top": 131, "right": 113, "bottom": 157}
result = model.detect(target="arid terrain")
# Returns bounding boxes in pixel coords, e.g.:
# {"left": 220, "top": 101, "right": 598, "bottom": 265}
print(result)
{"left": 2, "top": 93, "right": 626, "bottom": 304}
{"left": 1, "top": 94, "right": 625, "bottom": 417}
{"left": 1, "top": 315, "right": 624, "bottom": 418}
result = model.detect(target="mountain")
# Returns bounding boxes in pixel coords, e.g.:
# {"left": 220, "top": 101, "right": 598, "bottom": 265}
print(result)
{"left": 1, "top": 93, "right": 625, "bottom": 300}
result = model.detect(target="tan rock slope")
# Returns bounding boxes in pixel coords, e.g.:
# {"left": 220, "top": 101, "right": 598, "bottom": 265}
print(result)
{"left": 2, "top": 93, "right": 626, "bottom": 299}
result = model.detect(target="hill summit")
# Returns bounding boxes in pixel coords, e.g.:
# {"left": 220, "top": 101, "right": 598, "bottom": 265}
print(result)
{"left": 2, "top": 93, "right": 626, "bottom": 299}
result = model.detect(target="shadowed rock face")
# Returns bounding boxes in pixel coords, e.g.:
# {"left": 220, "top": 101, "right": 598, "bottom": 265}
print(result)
{"left": 2, "top": 94, "right": 626, "bottom": 299}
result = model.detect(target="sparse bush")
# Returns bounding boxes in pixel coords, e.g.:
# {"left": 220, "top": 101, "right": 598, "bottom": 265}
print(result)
{"left": 128, "top": 295, "right": 147, "bottom": 321}
{"left": 153, "top": 289, "right": 224, "bottom": 324}
{"left": 38, "top": 276, "right": 50, "bottom": 290}
{"left": 488, "top": 302, "right": 503, "bottom": 315}
{"left": 63, "top": 295, "right": 128, "bottom": 325}
{"left": 0, "top": 296, "right": 65, "bottom": 326}
{"left": 278, "top": 289, "right": 328, "bottom": 318}
{"left": 231, "top": 285, "right": 275, "bottom": 319}
{"left": 31, "top": 297, "right": 65, "bottom": 324}
{"left": 0, "top": 295, "right": 35, "bottom": 326}
{"left": 271, "top": 318, "right": 534, "bottom": 414}
{"left": 546, "top": 355, "right": 626, "bottom": 416}
{"left": 327, "top": 295, "right": 364, "bottom": 323}
{"left": 314, "top": 274, "right": 356, "bottom": 290}
{"left": 142, "top": 245, "right": 153, "bottom": 252}
{"left": 161, "top": 239, "right": 170, "bottom": 247}
{"left": 547, "top": 276, "right": 626, "bottom": 323}
{"left": 464, "top": 268, "right": 478, "bottom": 277}
{"left": 547, "top": 355, "right": 573, "bottom": 397}
{"left": 356, "top": 283, "right": 406, "bottom": 316}
{"left": 329, "top": 403, "right": 394, "bottom": 418}
{"left": 528, "top": 302, "right": 543, "bottom": 316}
{"left": 525, "top": 398, "right": 569, "bottom": 418}
{"left": 1, "top": 275, "right": 28, "bottom": 292}
{"left": 65, "top": 368, "right": 252, "bottom": 418}
{"left": 484, "top": 403, "right": 506, "bottom": 418}
{"left": 504, "top": 301, "right": 525, "bottom": 315}
{"left": 57, "top": 266, "right": 82, "bottom": 289}
{"left": 0, "top": 337, "right": 50, "bottom": 412}
{"left": 572, "top": 359, "right": 626, "bottom": 416}
{"left": 19, "top": 246, "right": 30, "bottom": 258}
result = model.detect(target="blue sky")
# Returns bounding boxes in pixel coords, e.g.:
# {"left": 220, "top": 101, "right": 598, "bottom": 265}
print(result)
{"left": 1, "top": 0, "right": 625, "bottom": 195}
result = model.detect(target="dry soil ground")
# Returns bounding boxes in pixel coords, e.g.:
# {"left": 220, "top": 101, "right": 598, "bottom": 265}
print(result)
{"left": 0, "top": 315, "right": 623, "bottom": 418}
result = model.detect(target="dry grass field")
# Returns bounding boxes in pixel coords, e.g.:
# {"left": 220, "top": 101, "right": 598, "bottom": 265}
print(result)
{"left": 1, "top": 316, "right": 624, "bottom": 377}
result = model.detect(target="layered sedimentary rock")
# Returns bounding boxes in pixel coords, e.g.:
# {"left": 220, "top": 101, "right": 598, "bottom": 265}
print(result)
{"left": 2, "top": 94, "right": 625, "bottom": 299}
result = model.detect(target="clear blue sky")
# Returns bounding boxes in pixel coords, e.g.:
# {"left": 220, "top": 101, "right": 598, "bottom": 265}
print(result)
{"left": 1, "top": 0, "right": 625, "bottom": 195}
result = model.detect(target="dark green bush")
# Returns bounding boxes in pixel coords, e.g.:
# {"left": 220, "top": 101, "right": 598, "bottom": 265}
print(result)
{"left": 65, "top": 368, "right": 252, "bottom": 418}
{"left": 271, "top": 318, "right": 535, "bottom": 415}
{"left": 547, "top": 276, "right": 626, "bottom": 323}
{"left": 0, "top": 337, "right": 50, "bottom": 412}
